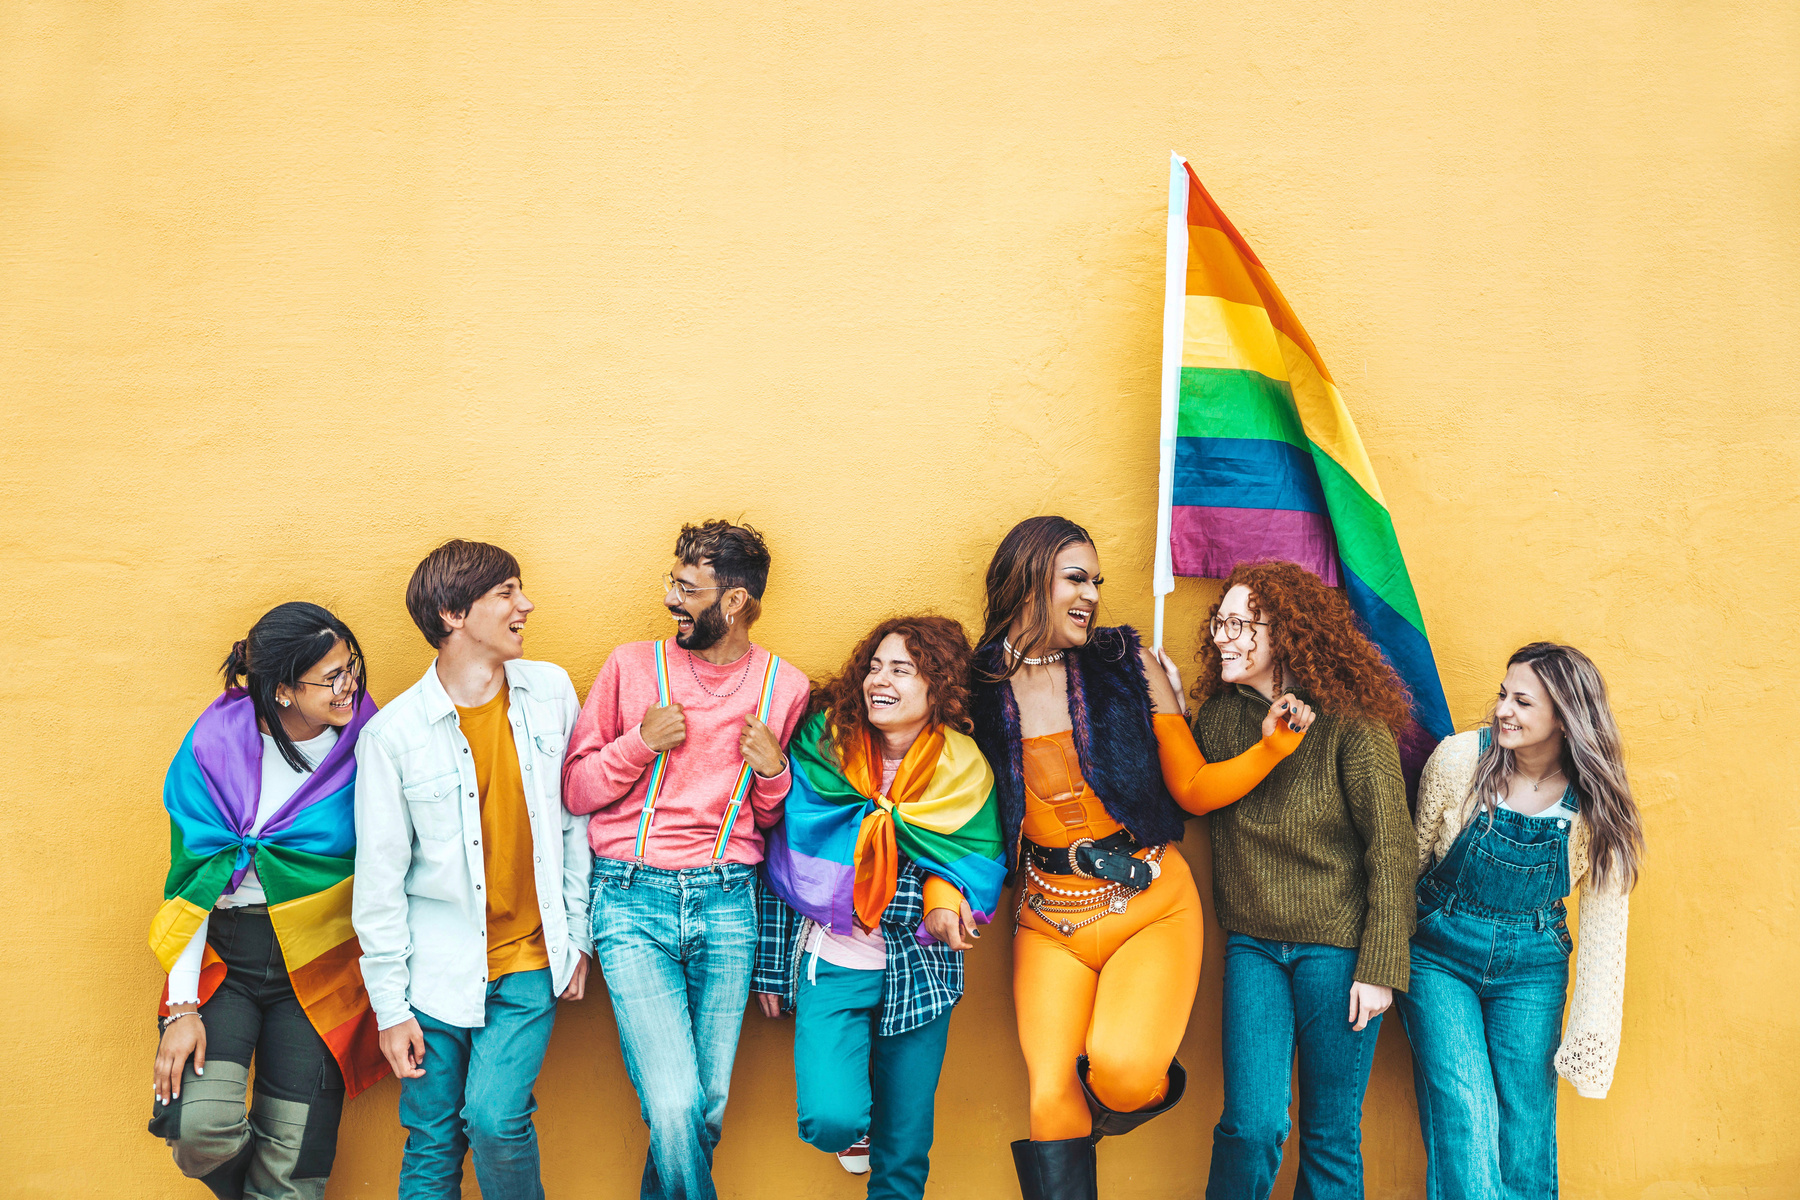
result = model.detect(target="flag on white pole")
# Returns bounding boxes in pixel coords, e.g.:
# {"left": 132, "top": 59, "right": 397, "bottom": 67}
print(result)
{"left": 1152, "top": 151, "right": 1190, "bottom": 651}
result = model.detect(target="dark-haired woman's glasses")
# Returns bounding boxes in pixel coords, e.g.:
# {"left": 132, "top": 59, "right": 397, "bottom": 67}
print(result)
{"left": 295, "top": 656, "right": 364, "bottom": 697}
{"left": 1209, "top": 616, "right": 1271, "bottom": 640}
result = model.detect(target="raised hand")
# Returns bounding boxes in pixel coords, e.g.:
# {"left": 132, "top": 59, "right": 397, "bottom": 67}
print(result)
{"left": 640, "top": 702, "right": 687, "bottom": 752}
{"left": 1262, "top": 693, "right": 1316, "bottom": 738}
{"left": 739, "top": 713, "right": 785, "bottom": 778}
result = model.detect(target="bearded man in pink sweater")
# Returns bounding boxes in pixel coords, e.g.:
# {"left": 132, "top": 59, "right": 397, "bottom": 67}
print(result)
{"left": 562, "top": 520, "right": 809, "bottom": 1200}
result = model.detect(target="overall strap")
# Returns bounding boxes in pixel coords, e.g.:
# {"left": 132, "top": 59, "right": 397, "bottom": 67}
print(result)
{"left": 710, "top": 652, "right": 783, "bottom": 862}
{"left": 631, "top": 639, "right": 675, "bottom": 860}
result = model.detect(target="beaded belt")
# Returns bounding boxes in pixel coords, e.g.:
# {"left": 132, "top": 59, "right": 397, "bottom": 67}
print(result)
{"left": 1015, "top": 844, "right": 1167, "bottom": 937}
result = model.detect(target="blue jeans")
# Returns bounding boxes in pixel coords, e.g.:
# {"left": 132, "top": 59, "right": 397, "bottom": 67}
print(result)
{"left": 793, "top": 959, "right": 953, "bottom": 1200}
{"left": 591, "top": 858, "right": 758, "bottom": 1200}
{"left": 1206, "top": 934, "right": 1382, "bottom": 1200}
{"left": 397, "top": 968, "right": 557, "bottom": 1200}
{"left": 1397, "top": 895, "right": 1570, "bottom": 1199}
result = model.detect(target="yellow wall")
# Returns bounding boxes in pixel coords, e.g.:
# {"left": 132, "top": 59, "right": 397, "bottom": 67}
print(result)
{"left": 4, "top": 2, "right": 1796, "bottom": 1196}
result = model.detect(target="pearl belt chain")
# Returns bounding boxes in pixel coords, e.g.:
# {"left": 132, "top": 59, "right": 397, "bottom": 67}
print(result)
{"left": 1015, "top": 846, "right": 1167, "bottom": 937}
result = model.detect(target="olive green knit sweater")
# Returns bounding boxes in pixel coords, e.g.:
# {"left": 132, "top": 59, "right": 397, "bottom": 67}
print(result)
{"left": 1193, "top": 685, "right": 1416, "bottom": 990}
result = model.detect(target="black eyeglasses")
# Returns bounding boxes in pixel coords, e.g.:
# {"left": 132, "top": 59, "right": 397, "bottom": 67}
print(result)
{"left": 1209, "top": 616, "right": 1271, "bottom": 640}
{"left": 294, "top": 656, "right": 364, "bottom": 697}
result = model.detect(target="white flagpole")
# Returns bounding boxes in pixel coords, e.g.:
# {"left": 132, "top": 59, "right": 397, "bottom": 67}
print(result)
{"left": 1152, "top": 152, "right": 1189, "bottom": 651}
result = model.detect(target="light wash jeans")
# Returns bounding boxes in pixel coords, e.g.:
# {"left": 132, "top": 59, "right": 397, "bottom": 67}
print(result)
{"left": 590, "top": 857, "right": 758, "bottom": 1200}
{"left": 397, "top": 967, "right": 557, "bottom": 1200}
{"left": 1206, "top": 933, "right": 1383, "bottom": 1200}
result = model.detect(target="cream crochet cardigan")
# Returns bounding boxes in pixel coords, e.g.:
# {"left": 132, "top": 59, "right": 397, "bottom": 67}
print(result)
{"left": 1415, "top": 731, "right": 1629, "bottom": 1099}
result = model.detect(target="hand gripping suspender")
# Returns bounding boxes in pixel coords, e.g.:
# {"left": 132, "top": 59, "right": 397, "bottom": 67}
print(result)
{"left": 632, "top": 640, "right": 784, "bottom": 863}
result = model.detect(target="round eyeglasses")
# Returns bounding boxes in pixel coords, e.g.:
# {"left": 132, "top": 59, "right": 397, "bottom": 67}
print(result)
{"left": 294, "top": 656, "right": 364, "bottom": 697}
{"left": 1208, "top": 615, "right": 1272, "bottom": 641}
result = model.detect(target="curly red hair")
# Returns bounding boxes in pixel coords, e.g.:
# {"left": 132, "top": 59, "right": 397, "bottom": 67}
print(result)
{"left": 812, "top": 616, "right": 975, "bottom": 761}
{"left": 1193, "top": 561, "right": 1411, "bottom": 734}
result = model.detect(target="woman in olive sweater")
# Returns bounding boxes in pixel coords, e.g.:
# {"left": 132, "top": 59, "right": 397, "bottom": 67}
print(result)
{"left": 1187, "top": 562, "right": 1416, "bottom": 1200}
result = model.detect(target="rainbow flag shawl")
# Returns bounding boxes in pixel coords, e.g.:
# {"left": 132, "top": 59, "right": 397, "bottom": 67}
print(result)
{"left": 763, "top": 712, "right": 1006, "bottom": 942}
{"left": 1153, "top": 154, "right": 1453, "bottom": 783}
{"left": 148, "top": 689, "right": 388, "bottom": 1097}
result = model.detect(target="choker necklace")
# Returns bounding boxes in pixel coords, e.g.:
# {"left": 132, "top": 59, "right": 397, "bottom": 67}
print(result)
{"left": 1003, "top": 638, "right": 1065, "bottom": 666}
{"left": 688, "top": 647, "right": 755, "bottom": 699}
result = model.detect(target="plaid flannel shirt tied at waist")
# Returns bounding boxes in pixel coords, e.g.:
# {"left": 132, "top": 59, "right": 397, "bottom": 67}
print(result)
{"left": 753, "top": 858, "right": 963, "bottom": 1037}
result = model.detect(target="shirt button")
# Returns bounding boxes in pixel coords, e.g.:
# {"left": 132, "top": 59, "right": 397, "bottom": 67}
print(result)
{"left": 463, "top": 748, "right": 469, "bottom": 754}
{"left": 535, "top": 856, "right": 542, "bottom": 864}
{"left": 524, "top": 763, "right": 532, "bottom": 771}
{"left": 469, "top": 791, "right": 475, "bottom": 798}
{"left": 472, "top": 839, "right": 479, "bottom": 846}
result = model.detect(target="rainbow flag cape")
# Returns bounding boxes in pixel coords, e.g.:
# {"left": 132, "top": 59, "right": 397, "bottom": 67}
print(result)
{"left": 1152, "top": 154, "right": 1453, "bottom": 783}
{"left": 148, "top": 690, "right": 388, "bottom": 1097}
{"left": 763, "top": 712, "right": 1006, "bottom": 943}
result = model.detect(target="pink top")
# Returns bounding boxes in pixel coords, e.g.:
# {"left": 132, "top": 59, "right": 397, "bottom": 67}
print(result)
{"left": 562, "top": 640, "right": 810, "bottom": 869}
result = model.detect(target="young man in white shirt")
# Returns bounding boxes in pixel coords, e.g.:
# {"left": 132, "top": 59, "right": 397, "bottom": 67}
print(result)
{"left": 352, "top": 539, "right": 593, "bottom": 1200}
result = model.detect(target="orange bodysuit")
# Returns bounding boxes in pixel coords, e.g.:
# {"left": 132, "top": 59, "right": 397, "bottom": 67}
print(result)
{"left": 1013, "top": 714, "right": 1300, "bottom": 1140}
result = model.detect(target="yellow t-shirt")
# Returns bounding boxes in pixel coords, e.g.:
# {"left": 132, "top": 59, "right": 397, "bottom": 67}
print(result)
{"left": 455, "top": 683, "right": 549, "bottom": 979}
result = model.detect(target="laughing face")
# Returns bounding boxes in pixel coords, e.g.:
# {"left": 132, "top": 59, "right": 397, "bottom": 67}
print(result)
{"left": 665, "top": 560, "right": 732, "bottom": 651}
{"left": 1038, "top": 541, "right": 1101, "bottom": 651}
{"left": 453, "top": 575, "right": 533, "bottom": 662}
{"left": 277, "top": 638, "right": 361, "bottom": 730}
{"left": 1494, "top": 662, "right": 1562, "bottom": 753}
{"left": 863, "top": 632, "right": 932, "bottom": 745}
{"left": 1213, "top": 584, "right": 1277, "bottom": 694}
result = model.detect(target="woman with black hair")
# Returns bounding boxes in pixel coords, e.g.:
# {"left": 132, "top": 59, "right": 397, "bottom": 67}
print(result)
{"left": 148, "top": 601, "right": 387, "bottom": 1199}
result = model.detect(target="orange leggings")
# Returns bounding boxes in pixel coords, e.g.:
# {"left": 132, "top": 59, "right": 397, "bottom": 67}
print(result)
{"left": 1012, "top": 845, "right": 1204, "bottom": 1141}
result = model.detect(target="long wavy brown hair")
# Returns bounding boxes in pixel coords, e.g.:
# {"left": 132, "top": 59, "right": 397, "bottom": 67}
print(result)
{"left": 1468, "top": 643, "right": 1644, "bottom": 891}
{"left": 812, "top": 616, "right": 976, "bottom": 761}
{"left": 976, "top": 515, "right": 1095, "bottom": 681}
{"left": 1192, "top": 561, "right": 1411, "bottom": 734}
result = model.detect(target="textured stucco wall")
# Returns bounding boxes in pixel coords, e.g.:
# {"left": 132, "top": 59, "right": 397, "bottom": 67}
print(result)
{"left": 3, "top": 2, "right": 1796, "bottom": 1196}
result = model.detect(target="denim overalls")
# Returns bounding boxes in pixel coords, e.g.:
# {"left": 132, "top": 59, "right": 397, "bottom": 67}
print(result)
{"left": 1395, "top": 737, "right": 1576, "bottom": 1200}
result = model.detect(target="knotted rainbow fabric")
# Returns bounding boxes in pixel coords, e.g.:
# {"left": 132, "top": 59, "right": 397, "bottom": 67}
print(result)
{"left": 1154, "top": 154, "right": 1453, "bottom": 783}
{"left": 763, "top": 711, "right": 1006, "bottom": 944}
{"left": 147, "top": 689, "right": 387, "bottom": 1096}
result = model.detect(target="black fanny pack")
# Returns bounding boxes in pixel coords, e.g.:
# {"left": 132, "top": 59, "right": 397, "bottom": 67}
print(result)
{"left": 1024, "top": 830, "right": 1157, "bottom": 892}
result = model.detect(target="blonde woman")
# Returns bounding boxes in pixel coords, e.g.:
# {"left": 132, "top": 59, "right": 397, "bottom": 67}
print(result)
{"left": 1398, "top": 642, "right": 1644, "bottom": 1200}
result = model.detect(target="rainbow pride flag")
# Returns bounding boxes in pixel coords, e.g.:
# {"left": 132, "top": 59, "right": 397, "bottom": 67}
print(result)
{"left": 148, "top": 690, "right": 388, "bottom": 1097}
{"left": 1152, "top": 154, "right": 1453, "bottom": 779}
{"left": 763, "top": 712, "right": 1006, "bottom": 942}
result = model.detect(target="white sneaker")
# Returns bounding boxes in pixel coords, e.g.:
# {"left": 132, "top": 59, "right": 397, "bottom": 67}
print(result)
{"left": 836, "top": 1137, "right": 871, "bottom": 1175}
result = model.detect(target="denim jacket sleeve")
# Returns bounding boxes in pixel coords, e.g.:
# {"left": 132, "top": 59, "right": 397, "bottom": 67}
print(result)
{"left": 552, "top": 670, "right": 595, "bottom": 956}
{"left": 351, "top": 727, "right": 417, "bottom": 1031}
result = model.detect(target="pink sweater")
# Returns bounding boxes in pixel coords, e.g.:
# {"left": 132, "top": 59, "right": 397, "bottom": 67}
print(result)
{"left": 563, "top": 640, "right": 810, "bottom": 868}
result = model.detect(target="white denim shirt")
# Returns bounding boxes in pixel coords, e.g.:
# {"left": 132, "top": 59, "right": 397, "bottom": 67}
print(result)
{"left": 352, "top": 658, "right": 594, "bottom": 1030}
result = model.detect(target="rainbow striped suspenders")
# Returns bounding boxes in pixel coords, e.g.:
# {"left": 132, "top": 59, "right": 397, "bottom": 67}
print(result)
{"left": 632, "top": 639, "right": 784, "bottom": 863}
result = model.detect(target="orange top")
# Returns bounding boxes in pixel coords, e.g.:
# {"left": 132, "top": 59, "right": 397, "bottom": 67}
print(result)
{"left": 1021, "top": 730, "right": 1125, "bottom": 848}
{"left": 456, "top": 684, "right": 549, "bottom": 979}
{"left": 1020, "top": 716, "right": 1305, "bottom": 849}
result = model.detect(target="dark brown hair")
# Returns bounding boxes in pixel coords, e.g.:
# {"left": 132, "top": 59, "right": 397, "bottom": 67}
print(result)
{"left": 812, "top": 616, "right": 975, "bottom": 761}
{"left": 976, "top": 515, "right": 1094, "bottom": 681}
{"left": 221, "top": 601, "right": 366, "bottom": 772}
{"left": 404, "top": 539, "right": 522, "bottom": 648}
{"left": 1192, "top": 560, "right": 1411, "bottom": 734}
{"left": 675, "top": 520, "right": 772, "bottom": 626}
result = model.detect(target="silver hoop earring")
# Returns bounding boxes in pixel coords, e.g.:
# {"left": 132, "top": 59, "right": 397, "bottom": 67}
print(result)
{"left": 727, "top": 613, "right": 734, "bottom": 627}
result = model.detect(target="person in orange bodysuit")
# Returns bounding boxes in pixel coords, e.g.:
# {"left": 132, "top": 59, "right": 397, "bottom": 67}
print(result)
{"left": 969, "top": 517, "right": 1316, "bottom": 1200}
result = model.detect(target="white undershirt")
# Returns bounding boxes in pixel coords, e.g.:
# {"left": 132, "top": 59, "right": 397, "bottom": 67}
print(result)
{"left": 166, "top": 727, "right": 338, "bottom": 1004}
{"left": 1499, "top": 792, "right": 1577, "bottom": 821}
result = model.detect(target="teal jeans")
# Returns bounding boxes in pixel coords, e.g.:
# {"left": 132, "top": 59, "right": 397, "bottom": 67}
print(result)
{"left": 793, "top": 959, "right": 953, "bottom": 1200}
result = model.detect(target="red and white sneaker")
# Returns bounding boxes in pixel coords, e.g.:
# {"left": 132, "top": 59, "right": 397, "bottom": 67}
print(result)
{"left": 836, "top": 1136, "right": 871, "bottom": 1175}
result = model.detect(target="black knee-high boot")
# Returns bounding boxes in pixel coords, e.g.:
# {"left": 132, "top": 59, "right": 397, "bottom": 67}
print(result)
{"left": 1011, "top": 1136, "right": 1098, "bottom": 1200}
{"left": 1077, "top": 1055, "right": 1188, "bottom": 1141}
